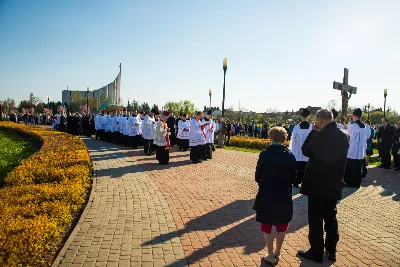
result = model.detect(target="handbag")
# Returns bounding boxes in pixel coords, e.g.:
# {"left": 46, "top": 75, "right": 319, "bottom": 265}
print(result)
{"left": 252, "top": 167, "right": 278, "bottom": 211}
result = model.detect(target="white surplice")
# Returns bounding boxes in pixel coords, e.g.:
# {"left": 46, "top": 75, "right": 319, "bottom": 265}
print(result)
{"left": 288, "top": 122, "right": 312, "bottom": 162}
{"left": 346, "top": 120, "right": 367, "bottom": 160}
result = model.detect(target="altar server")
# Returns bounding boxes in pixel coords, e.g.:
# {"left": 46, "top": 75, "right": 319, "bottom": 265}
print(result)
{"left": 114, "top": 111, "right": 121, "bottom": 144}
{"left": 177, "top": 113, "right": 190, "bottom": 151}
{"left": 142, "top": 109, "right": 157, "bottom": 155}
{"left": 289, "top": 108, "right": 312, "bottom": 187}
{"left": 344, "top": 108, "right": 367, "bottom": 188}
{"left": 154, "top": 111, "right": 171, "bottom": 165}
{"left": 189, "top": 111, "right": 209, "bottom": 164}
{"left": 119, "top": 113, "right": 127, "bottom": 146}
{"left": 202, "top": 110, "right": 216, "bottom": 159}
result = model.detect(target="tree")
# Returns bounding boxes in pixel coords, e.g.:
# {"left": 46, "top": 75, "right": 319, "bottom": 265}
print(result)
{"left": 152, "top": 104, "right": 160, "bottom": 113}
{"left": 28, "top": 93, "right": 41, "bottom": 107}
{"left": 0, "top": 98, "right": 16, "bottom": 113}
{"left": 70, "top": 91, "right": 84, "bottom": 112}
{"left": 140, "top": 102, "right": 150, "bottom": 114}
{"left": 132, "top": 100, "right": 140, "bottom": 112}
{"left": 163, "top": 100, "right": 195, "bottom": 116}
{"left": 99, "top": 94, "right": 107, "bottom": 105}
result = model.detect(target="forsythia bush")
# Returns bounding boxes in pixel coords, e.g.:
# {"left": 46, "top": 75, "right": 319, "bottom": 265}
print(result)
{"left": 218, "top": 135, "right": 289, "bottom": 150}
{"left": 0, "top": 122, "right": 92, "bottom": 266}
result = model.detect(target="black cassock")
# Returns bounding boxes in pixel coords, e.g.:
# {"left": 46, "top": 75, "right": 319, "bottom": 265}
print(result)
{"left": 167, "top": 117, "right": 176, "bottom": 146}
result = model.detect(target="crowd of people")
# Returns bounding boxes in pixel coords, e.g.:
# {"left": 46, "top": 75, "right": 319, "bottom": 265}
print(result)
{"left": 2, "top": 106, "right": 400, "bottom": 265}
{"left": 50, "top": 108, "right": 217, "bottom": 165}
{"left": 254, "top": 107, "right": 400, "bottom": 265}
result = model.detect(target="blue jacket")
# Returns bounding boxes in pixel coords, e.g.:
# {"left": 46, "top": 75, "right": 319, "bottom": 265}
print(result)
{"left": 255, "top": 144, "right": 296, "bottom": 224}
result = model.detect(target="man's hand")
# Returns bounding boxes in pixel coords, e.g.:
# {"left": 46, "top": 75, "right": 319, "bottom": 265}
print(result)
{"left": 312, "top": 122, "right": 320, "bottom": 131}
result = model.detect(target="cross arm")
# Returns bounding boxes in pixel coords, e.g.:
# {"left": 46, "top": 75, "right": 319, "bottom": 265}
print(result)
{"left": 333, "top": 81, "right": 357, "bottom": 94}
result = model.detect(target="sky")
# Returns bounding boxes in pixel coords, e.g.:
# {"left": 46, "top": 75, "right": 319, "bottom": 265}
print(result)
{"left": 0, "top": 0, "right": 398, "bottom": 113}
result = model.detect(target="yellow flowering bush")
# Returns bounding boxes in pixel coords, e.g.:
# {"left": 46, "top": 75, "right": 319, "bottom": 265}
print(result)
{"left": 218, "top": 135, "right": 289, "bottom": 150}
{"left": 0, "top": 122, "right": 92, "bottom": 266}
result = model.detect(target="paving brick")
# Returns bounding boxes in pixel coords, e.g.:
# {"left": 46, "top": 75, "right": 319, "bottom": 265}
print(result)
{"left": 52, "top": 138, "right": 400, "bottom": 267}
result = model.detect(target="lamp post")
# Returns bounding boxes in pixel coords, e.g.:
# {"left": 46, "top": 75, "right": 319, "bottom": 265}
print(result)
{"left": 383, "top": 89, "right": 387, "bottom": 118}
{"left": 218, "top": 58, "right": 228, "bottom": 148}
{"left": 47, "top": 96, "right": 50, "bottom": 109}
{"left": 367, "top": 103, "right": 370, "bottom": 120}
{"left": 209, "top": 89, "right": 212, "bottom": 109}
{"left": 222, "top": 58, "right": 227, "bottom": 118}
{"left": 87, "top": 87, "right": 89, "bottom": 114}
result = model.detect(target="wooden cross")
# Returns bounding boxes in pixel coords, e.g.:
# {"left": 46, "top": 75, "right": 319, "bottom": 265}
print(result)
{"left": 333, "top": 68, "right": 357, "bottom": 94}
{"left": 333, "top": 68, "right": 358, "bottom": 124}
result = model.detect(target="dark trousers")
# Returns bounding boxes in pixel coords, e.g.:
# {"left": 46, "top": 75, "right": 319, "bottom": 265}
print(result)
{"left": 392, "top": 144, "right": 400, "bottom": 167}
{"left": 295, "top": 161, "right": 307, "bottom": 186}
{"left": 156, "top": 146, "right": 169, "bottom": 164}
{"left": 380, "top": 145, "right": 392, "bottom": 168}
{"left": 225, "top": 134, "right": 231, "bottom": 146}
{"left": 205, "top": 143, "right": 213, "bottom": 159}
{"left": 98, "top": 129, "right": 105, "bottom": 141}
{"left": 190, "top": 145, "right": 205, "bottom": 163}
{"left": 144, "top": 139, "right": 154, "bottom": 154}
{"left": 179, "top": 139, "right": 189, "bottom": 151}
{"left": 308, "top": 197, "right": 339, "bottom": 259}
{"left": 169, "top": 135, "right": 176, "bottom": 146}
{"left": 119, "top": 133, "right": 125, "bottom": 145}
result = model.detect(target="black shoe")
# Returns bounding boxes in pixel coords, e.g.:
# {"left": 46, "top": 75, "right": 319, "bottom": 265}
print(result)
{"left": 297, "top": 250, "right": 323, "bottom": 263}
{"left": 327, "top": 252, "right": 336, "bottom": 262}
{"left": 192, "top": 160, "right": 198, "bottom": 164}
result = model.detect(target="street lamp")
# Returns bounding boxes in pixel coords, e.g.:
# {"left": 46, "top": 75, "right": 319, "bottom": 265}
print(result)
{"left": 367, "top": 103, "right": 370, "bottom": 120}
{"left": 87, "top": 87, "right": 89, "bottom": 114}
{"left": 209, "top": 89, "right": 212, "bottom": 109}
{"left": 222, "top": 58, "right": 227, "bottom": 118}
{"left": 47, "top": 96, "right": 50, "bottom": 109}
{"left": 383, "top": 89, "right": 387, "bottom": 118}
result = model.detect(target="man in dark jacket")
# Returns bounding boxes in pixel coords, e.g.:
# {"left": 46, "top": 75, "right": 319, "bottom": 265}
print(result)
{"left": 166, "top": 113, "right": 176, "bottom": 146}
{"left": 297, "top": 109, "right": 349, "bottom": 263}
{"left": 391, "top": 121, "right": 400, "bottom": 169}
{"left": 377, "top": 118, "right": 394, "bottom": 169}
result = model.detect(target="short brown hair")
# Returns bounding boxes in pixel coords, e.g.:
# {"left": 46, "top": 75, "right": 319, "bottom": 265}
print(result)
{"left": 268, "top": 126, "right": 288, "bottom": 143}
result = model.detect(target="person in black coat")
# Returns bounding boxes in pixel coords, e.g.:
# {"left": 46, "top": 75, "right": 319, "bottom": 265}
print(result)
{"left": 297, "top": 109, "right": 349, "bottom": 263}
{"left": 254, "top": 126, "right": 296, "bottom": 265}
{"left": 377, "top": 118, "right": 394, "bottom": 169}
{"left": 394, "top": 121, "right": 400, "bottom": 171}
{"left": 166, "top": 114, "right": 176, "bottom": 146}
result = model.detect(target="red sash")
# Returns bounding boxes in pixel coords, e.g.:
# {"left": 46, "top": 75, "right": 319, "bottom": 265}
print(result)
{"left": 161, "top": 120, "right": 170, "bottom": 149}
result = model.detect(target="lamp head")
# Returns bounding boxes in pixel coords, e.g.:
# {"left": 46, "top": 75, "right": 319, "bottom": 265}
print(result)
{"left": 209, "top": 89, "right": 212, "bottom": 96}
{"left": 223, "top": 58, "right": 227, "bottom": 71}
{"left": 384, "top": 89, "right": 387, "bottom": 96}
{"left": 368, "top": 103, "right": 370, "bottom": 108}
{"left": 87, "top": 87, "right": 90, "bottom": 92}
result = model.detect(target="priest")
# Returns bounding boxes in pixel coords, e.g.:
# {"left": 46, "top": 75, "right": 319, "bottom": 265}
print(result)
{"left": 142, "top": 109, "right": 157, "bottom": 155}
{"left": 344, "top": 108, "right": 367, "bottom": 188}
{"left": 189, "top": 111, "right": 209, "bottom": 164}
{"left": 177, "top": 113, "right": 190, "bottom": 151}
{"left": 202, "top": 110, "right": 216, "bottom": 159}
{"left": 154, "top": 111, "right": 171, "bottom": 165}
{"left": 289, "top": 108, "right": 312, "bottom": 187}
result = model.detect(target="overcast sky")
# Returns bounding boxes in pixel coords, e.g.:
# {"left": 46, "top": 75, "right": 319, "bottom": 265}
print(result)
{"left": 0, "top": 0, "right": 398, "bottom": 112}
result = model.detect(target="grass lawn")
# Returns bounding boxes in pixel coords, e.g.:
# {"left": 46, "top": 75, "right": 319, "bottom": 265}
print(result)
{"left": 222, "top": 146, "right": 262, "bottom": 153}
{"left": 0, "top": 129, "right": 40, "bottom": 186}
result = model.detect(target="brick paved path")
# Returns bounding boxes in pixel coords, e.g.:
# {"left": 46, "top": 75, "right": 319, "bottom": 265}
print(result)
{"left": 53, "top": 138, "right": 400, "bottom": 267}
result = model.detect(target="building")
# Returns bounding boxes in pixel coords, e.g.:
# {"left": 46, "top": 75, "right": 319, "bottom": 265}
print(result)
{"left": 62, "top": 65, "right": 121, "bottom": 107}
{"left": 297, "top": 106, "right": 322, "bottom": 115}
